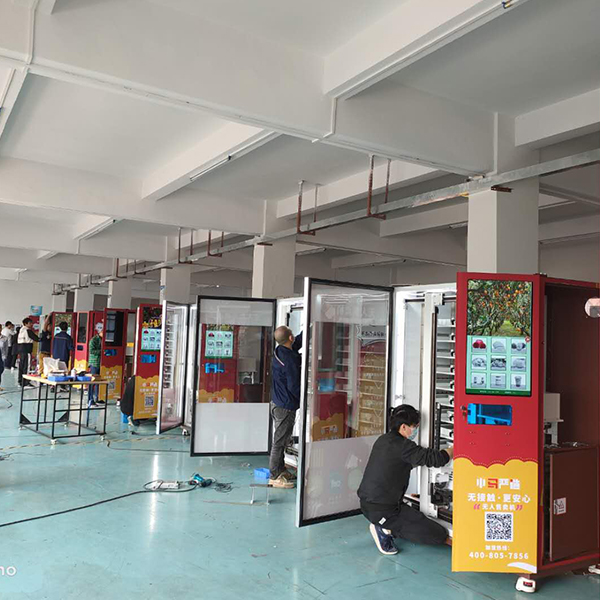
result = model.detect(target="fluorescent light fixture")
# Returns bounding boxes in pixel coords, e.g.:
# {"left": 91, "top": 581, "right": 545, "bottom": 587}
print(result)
{"left": 76, "top": 218, "right": 120, "bottom": 241}
{"left": 189, "top": 156, "right": 232, "bottom": 182}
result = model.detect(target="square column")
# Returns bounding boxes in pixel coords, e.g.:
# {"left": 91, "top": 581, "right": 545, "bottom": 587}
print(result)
{"left": 252, "top": 237, "right": 296, "bottom": 298}
{"left": 52, "top": 294, "right": 67, "bottom": 312}
{"left": 107, "top": 278, "right": 132, "bottom": 309}
{"left": 160, "top": 265, "right": 192, "bottom": 304}
{"left": 467, "top": 114, "right": 540, "bottom": 274}
{"left": 74, "top": 287, "right": 95, "bottom": 312}
{"left": 467, "top": 179, "right": 539, "bottom": 274}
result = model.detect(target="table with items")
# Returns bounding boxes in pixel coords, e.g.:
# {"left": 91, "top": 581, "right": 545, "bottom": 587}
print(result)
{"left": 19, "top": 375, "right": 110, "bottom": 443}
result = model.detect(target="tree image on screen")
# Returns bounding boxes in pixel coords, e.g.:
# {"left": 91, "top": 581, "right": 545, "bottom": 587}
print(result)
{"left": 467, "top": 280, "right": 532, "bottom": 337}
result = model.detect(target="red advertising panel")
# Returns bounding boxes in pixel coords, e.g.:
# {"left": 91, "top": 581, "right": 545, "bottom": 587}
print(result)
{"left": 101, "top": 308, "right": 128, "bottom": 402}
{"left": 133, "top": 304, "right": 162, "bottom": 419}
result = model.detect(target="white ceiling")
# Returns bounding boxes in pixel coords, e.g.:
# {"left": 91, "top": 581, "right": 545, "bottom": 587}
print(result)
{"left": 108, "top": 220, "right": 182, "bottom": 237}
{"left": 0, "top": 75, "right": 226, "bottom": 179}
{"left": 389, "top": 0, "right": 600, "bottom": 116}
{"left": 542, "top": 165, "right": 600, "bottom": 200}
{"left": 189, "top": 135, "right": 368, "bottom": 201}
{"left": 146, "top": 0, "right": 406, "bottom": 55}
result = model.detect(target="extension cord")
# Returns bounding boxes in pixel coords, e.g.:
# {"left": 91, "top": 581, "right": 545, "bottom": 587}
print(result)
{"left": 148, "top": 480, "right": 180, "bottom": 490}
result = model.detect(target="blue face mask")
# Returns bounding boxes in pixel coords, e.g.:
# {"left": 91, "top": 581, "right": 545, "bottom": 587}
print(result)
{"left": 408, "top": 427, "right": 419, "bottom": 441}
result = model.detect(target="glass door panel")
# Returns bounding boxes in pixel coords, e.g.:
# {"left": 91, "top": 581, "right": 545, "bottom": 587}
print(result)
{"left": 191, "top": 297, "right": 275, "bottom": 456}
{"left": 297, "top": 279, "right": 393, "bottom": 526}
{"left": 157, "top": 301, "right": 189, "bottom": 434}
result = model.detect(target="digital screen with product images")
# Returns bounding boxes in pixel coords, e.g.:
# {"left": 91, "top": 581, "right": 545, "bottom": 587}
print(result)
{"left": 205, "top": 328, "right": 234, "bottom": 359}
{"left": 141, "top": 306, "right": 163, "bottom": 351}
{"left": 466, "top": 279, "right": 532, "bottom": 396}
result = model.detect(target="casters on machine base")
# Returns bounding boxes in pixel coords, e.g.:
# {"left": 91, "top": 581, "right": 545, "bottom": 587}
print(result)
{"left": 51, "top": 439, "right": 57, "bottom": 446}
{"left": 589, "top": 565, "right": 600, "bottom": 576}
{"left": 182, "top": 428, "right": 190, "bottom": 437}
{"left": 516, "top": 577, "right": 537, "bottom": 593}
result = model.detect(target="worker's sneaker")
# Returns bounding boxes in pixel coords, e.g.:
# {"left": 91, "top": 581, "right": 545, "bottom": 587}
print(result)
{"left": 269, "top": 474, "right": 295, "bottom": 489}
{"left": 281, "top": 469, "right": 297, "bottom": 482}
{"left": 369, "top": 523, "right": 398, "bottom": 555}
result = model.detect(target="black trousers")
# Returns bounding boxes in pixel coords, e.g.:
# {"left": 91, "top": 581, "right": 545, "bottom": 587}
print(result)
{"left": 18, "top": 352, "right": 30, "bottom": 385}
{"left": 361, "top": 501, "right": 448, "bottom": 545}
{"left": 269, "top": 403, "right": 296, "bottom": 478}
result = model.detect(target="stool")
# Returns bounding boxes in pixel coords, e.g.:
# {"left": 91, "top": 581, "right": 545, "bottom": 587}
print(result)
{"left": 249, "top": 483, "right": 271, "bottom": 505}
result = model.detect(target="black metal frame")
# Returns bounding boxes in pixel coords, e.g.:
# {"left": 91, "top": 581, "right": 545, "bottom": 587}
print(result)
{"left": 156, "top": 300, "right": 190, "bottom": 434}
{"left": 19, "top": 377, "right": 109, "bottom": 442}
{"left": 297, "top": 278, "right": 395, "bottom": 527}
{"left": 190, "top": 295, "right": 277, "bottom": 457}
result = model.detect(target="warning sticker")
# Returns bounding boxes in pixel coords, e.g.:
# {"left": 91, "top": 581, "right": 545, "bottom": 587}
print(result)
{"left": 553, "top": 498, "right": 567, "bottom": 515}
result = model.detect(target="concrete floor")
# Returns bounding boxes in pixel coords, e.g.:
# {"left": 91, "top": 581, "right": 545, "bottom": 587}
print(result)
{"left": 0, "top": 370, "right": 598, "bottom": 600}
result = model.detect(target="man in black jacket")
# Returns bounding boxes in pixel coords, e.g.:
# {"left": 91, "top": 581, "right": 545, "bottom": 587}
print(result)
{"left": 358, "top": 405, "right": 453, "bottom": 555}
{"left": 17, "top": 318, "right": 39, "bottom": 386}
{"left": 269, "top": 326, "right": 302, "bottom": 489}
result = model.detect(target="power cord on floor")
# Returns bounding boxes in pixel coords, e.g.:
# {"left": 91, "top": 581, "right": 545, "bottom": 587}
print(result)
{"left": 0, "top": 476, "right": 221, "bottom": 529}
{"left": 105, "top": 439, "right": 188, "bottom": 453}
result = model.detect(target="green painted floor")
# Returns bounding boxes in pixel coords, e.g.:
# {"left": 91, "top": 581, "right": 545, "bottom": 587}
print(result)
{"left": 0, "top": 369, "right": 598, "bottom": 599}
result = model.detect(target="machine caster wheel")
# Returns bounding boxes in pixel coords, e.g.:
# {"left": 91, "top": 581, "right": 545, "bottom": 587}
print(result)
{"left": 19, "top": 426, "right": 24, "bottom": 431}
{"left": 516, "top": 577, "right": 537, "bottom": 593}
{"left": 589, "top": 565, "right": 600, "bottom": 576}
{"left": 182, "top": 429, "right": 190, "bottom": 437}
{"left": 101, "top": 435, "right": 106, "bottom": 441}
{"left": 51, "top": 439, "right": 57, "bottom": 446}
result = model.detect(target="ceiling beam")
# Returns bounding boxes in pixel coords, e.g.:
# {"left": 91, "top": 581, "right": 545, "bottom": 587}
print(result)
{"left": 142, "top": 124, "right": 279, "bottom": 202}
{"left": 324, "top": 0, "right": 530, "bottom": 98}
{"left": 0, "top": 0, "right": 494, "bottom": 174}
{"left": 0, "top": 158, "right": 265, "bottom": 234}
{"left": 0, "top": 68, "right": 27, "bottom": 140}
{"left": 0, "top": 247, "right": 112, "bottom": 274}
{"left": 539, "top": 215, "right": 600, "bottom": 245}
{"left": 516, "top": 88, "right": 600, "bottom": 149}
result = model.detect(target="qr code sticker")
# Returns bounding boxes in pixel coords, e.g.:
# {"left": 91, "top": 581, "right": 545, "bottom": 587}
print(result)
{"left": 485, "top": 512, "right": 513, "bottom": 542}
{"left": 144, "top": 395, "right": 155, "bottom": 408}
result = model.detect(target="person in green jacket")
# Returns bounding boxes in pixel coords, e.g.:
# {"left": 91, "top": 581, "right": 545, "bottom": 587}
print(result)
{"left": 88, "top": 323, "right": 103, "bottom": 406}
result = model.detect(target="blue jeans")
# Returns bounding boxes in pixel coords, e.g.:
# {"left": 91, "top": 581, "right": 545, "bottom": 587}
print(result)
{"left": 89, "top": 366, "right": 100, "bottom": 402}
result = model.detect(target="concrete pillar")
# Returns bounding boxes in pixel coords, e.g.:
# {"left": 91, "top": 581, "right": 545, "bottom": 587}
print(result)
{"left": 52, "top": 294, "right": 67, "bottom": 312}
{"left": 252, "top": 237, "right": 296, "bottom": 298}
{"left": 74, "top": 287, "right": 95, "bottom": 312}
{"left": 467, "top": 114, "right": 540, "bottom": 274}
{"left": 160, "top": 265, "right": 192, "bottom": 304}
{"left": 107, "top": 278, "right": 132, "bottom": 309}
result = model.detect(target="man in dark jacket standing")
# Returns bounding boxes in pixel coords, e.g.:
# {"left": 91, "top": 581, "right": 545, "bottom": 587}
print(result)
{"left": 52, "top": 322, "right": 74, "bottom": 368}
{"left": 358, "top": 405, "right": 453, "bottom": 555}
{"left": 269, "top": 326, "right": 302, "bottom": 489}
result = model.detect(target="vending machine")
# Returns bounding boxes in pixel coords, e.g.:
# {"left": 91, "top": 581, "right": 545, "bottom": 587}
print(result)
{"left": 453, "top": 273, "right": 600, "bottom": 593}
{"left": 73, "top": 311, "right": 104, "bottom": 372}
{"left": 101, "top": 308, "right": 129, "bottom": 402}
{"left": 133, "top": 303, "right": 162, "bottom": 420}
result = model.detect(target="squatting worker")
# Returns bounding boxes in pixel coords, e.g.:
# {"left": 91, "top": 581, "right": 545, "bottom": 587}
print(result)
{"left": 269, "top": 325, "right": 302, "bottom": 489}
{"left": 358, "top": 405, "right": 453, "bottom": 555}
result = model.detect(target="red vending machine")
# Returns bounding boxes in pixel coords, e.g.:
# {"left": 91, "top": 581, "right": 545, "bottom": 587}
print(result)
{"left": 133, "top": 304, "right": 162, "bottom": 420}
{"left": 73, "top": 311, "right": 104, "bottom": 372}
{"left": 453, "top": 273, "right": 600, "bottom": 592}
{"left": 101, "top": 308, "right": 129, "bottom": 402}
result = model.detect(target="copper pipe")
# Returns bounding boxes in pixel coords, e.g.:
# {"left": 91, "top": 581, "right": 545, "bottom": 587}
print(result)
{"left": 384, "top": 159, "right": 391, "bottom": 204}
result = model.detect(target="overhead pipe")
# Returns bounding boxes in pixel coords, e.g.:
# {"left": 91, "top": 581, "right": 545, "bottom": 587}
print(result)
{"left": 207, "top": 230, "right": 224, "bottom": 258}
{"left": 81, "top": 148, "right": 600, "bottom": 284}
{"left": 177, "top": 227, "right": 195, "bottom": 264}
{"left": 366, "top": 155, "right": 386, "bottom": 220}
{"left": 296, "top": 180, "right": 316, "bottom": 236}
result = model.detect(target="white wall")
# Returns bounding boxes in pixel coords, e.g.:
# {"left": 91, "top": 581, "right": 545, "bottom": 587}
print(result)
{"left": 0, "top": 280, "right": 54, "bottom": 324}
{"left": 540, "top": 239, "right": 599, "bottom": 282}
